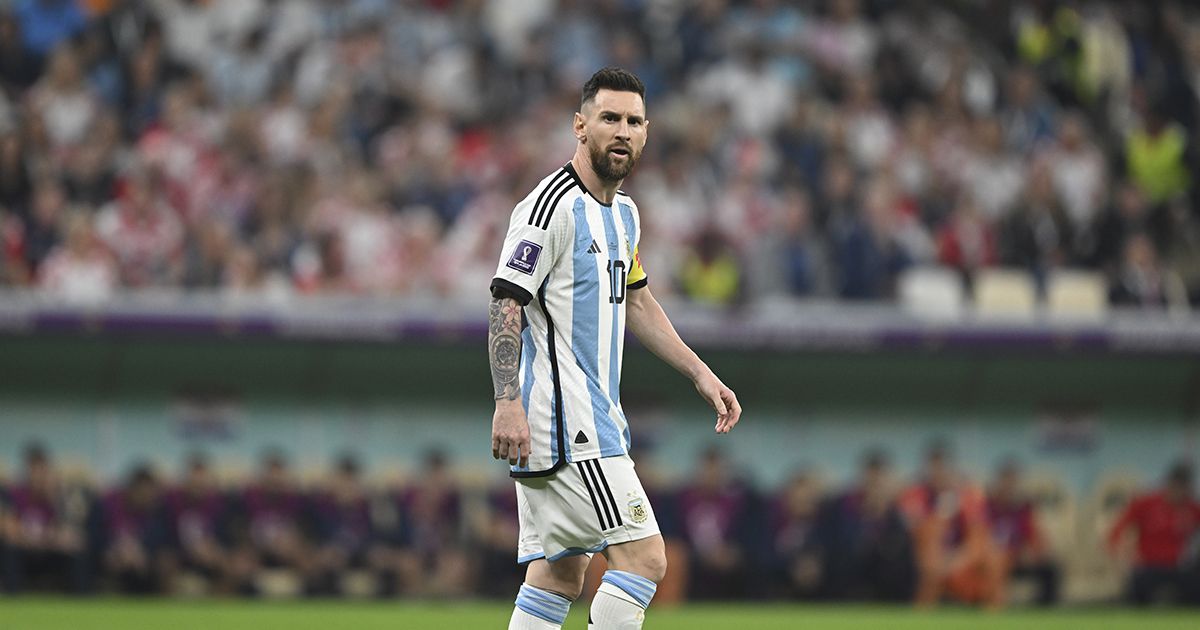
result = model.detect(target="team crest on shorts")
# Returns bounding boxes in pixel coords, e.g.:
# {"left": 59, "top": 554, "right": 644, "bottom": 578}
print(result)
{"left": 626, "top": 492, "right": 648, "bottom": 524}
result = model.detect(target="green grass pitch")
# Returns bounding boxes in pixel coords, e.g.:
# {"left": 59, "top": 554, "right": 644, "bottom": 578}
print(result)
{"left": 0, "top": 599, "right": 1197, "bottom": 629}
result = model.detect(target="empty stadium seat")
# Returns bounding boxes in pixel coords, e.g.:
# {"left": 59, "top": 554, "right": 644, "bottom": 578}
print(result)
{"left": 898, "top": 266, "right": 966, "bottom": 321}
{"left": 1046, "top": 271, "right": 1108, "bottom": 320}
{"left": 973, "top": 269, "right": 1037, "bottom": 318}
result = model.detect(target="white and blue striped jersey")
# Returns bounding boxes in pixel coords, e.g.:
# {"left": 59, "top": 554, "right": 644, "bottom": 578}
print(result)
{"left": 491, "top": 163, "right": 648, "bottom": 477}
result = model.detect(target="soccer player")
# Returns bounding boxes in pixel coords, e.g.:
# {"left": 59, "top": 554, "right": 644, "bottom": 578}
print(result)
{"left": 488, "top": 68, "right": 742, "bottom": 630}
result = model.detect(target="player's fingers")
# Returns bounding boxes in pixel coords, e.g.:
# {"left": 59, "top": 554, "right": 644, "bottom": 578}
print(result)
{"left": 709, "top": 391, "right": 728, "bottom": 417}
{"left": 725, "top": 391, "right": 742, "bottom": 427}
{"left": 492, "top": 437, "right": 501, "bottom": 460}
{"left": 496, "top": 439, "right": 510, "bottom": 463}
{"left": 517, "top": 440, "right": 530, "bottom": 469}
{"left": 507, "top": 442, "right": 520, "bottom": 466}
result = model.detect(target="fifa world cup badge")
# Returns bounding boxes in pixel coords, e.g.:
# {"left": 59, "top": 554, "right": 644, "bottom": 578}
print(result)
{"left": 627, "top": 492, "right": 648, "bottom": 524}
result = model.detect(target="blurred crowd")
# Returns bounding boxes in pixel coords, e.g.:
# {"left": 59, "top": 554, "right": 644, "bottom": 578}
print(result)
{"left": 3, "top": 441, "right": 1198, "bottom": 606}
{"left": 0, "top": 0, "right": 1198, "bottom": 307}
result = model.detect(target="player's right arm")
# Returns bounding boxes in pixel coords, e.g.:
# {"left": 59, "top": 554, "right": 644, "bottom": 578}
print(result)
{"left": 487, "top": 172, "right": 571, "bottom": 468}
{"left": 489, "top": 295, "right": 530, "bottom": 467}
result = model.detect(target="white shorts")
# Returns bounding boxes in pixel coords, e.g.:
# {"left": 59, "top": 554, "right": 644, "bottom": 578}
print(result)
{"left": 516, "top": 454, "right": 660, "bottom": 564}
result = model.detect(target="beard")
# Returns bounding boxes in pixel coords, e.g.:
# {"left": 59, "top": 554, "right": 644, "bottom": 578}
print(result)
{"left": 588, "top": 139, "right": 640, "bottom": 183}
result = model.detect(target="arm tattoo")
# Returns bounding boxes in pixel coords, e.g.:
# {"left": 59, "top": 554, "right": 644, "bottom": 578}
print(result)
{"left": 488, "top": 297, "right": 523, "bottom": 401}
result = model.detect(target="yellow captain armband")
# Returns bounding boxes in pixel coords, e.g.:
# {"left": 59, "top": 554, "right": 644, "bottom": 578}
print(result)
{"left": 627, "top": 245, "right": 647, "bottom": 288}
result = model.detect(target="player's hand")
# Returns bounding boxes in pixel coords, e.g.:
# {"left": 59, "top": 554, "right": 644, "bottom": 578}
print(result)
{"left": 492, "top": 400, "right": 532, "bottom": 468}
{"left": 693, "top": 372, "right": 741, "bottom": 434}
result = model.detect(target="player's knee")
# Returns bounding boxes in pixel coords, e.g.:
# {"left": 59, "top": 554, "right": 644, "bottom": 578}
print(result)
{"left": 527, "top": 557, "right": 588, "bottom": 600}
{"left": 640, "top": 549, "right": 668, "bottom": 584}
{"left": 544, "top": 572, "right": 585, "bottom": 600}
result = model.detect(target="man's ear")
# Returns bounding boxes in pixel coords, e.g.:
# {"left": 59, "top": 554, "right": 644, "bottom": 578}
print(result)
{"left": 573, "top": 111, "right": 586, "bottom": 143}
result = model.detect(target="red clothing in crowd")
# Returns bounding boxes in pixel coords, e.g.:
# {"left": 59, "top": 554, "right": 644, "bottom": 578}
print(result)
{"left": 1108, "top": 492, "right": 1200, "bottom": 568}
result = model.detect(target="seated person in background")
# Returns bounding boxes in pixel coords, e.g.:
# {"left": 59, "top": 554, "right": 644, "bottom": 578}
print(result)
{"left": 308, "top": 454, "right": 378, "bottom": 596}
{"left": 900, "top": 441, "right": 1005, "bottom": 609}
{"left": 472, "top": 480, "right": 523, "bottom": 599}
{"left": 817, "top": 449, "right": 914, "bottom": 601}
{"left": 985, "top": 459, "right": 1059, "bottom": 605}
{"left": 675, "top": 447, "right": 758, "bottom": 600}
{"left": 98, "top": 463, "right": 165, "bottom": 594}
{"left": 395, "top": 450, "right": 470, "bottom": 597}
{"left": 1, "top": 443, "right": 90, "bottom": 593}
{"left": 229, "top": 450, "right": 313, "bottom": 595}
{"left": 161, "top": 453, "right": 233, "bottom": 594}
{"left": 1108, "top": 461, "right": 1200, "bottom": 606}
{"left": 768, "top": 468, "right": 824, "bottom": 599}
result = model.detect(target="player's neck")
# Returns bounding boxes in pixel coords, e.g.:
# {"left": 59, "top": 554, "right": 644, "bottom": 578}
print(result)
{"left": 571, "top": 153, "right": 621, "bottom": 206}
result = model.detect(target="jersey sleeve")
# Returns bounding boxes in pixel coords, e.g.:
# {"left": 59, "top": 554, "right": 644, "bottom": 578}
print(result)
{"left": 625, "top": 199, "right": 648, "bottom": 290}
{"left": 490, "top": 198, "right": 569, "bottom": 306}
{"left": 627, "top": 245, "right": 647, "bottom": 290}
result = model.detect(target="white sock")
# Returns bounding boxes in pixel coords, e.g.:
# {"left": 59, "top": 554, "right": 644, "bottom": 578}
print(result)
{"left": 588, "top": 570, "right": 656, "bottom": 630}
{"left": 510, "top": 583, "right": 572, "bottom": 630}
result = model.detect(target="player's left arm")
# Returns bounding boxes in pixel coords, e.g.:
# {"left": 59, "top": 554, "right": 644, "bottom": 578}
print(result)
{"left": 626, "top": 284, "right": 741, "bottom": 433}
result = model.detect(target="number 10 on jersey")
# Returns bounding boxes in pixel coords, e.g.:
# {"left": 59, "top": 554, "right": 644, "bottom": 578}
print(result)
{"left": 608, "top": 260, "right": 626, "bottom": 304}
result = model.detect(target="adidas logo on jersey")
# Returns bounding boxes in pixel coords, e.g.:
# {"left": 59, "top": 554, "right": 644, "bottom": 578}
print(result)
{"left": 587, "top": 239, "right": 602, "bottom": 254}
{"left": 574, "top": 431, "right": 590, "bottom": 444}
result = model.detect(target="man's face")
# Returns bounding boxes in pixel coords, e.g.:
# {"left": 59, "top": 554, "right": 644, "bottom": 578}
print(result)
{"left": 576, "top": 89, "right": 648, "bottom": 183}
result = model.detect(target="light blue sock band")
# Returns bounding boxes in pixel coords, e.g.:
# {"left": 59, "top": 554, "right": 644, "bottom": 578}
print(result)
{"left": 515, "top": 583, "right": 572, "bottom": 625}
{"left": 601, "top": 570, "right": 657, "bottom": 609}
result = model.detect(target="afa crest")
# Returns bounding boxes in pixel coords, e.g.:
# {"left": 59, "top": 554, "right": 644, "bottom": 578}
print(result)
{"left": 626, "top": 492, "right": 648, "bottom": 524}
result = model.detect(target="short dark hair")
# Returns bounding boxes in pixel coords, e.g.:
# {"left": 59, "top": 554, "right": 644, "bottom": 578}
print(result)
{"left": 581, "top": 67, "right": 645, "bottom": 109}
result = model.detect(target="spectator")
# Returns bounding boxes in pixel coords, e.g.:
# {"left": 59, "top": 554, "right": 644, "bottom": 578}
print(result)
{"left": 1, "top": 443, "right": 90, "bottom": 593}
{"left": 25, "top": 43, "right": 102, "bottom": 156}
{"left": 937, "top": 196, "right": 998, "bottom": 287}
{"left": 1108, "top": 461, "right": 1200, "bottom": 606}
{"left": 986, "top": 460, "right": 1060, "bottom": 606}
{"left": 21, "top": 176, "right": 68, "bottom": 276}
{"left": 998, "top": 66, "right": 1056, "bottom": 155}
{"left": 98, "top": 463, "right": 165, "bottom": 594}
{"left": 816, "top": 449, "right": 914, "bottom": 602}
{"left": 1109, "top": 232, "right": 1187, "bottom": 309}
{"left": 832, "top": 177, "right": 914, "bottom": 300}
{"left": 679, "top": 226, "right": 743, "bottom": 306}
{"left": 38, "top": 210, "right": 117, "bottom": 303}
{"left": 1040, "top": 113, "right": 1106, "bottom": 231}
{"left": 1161, "top": 197, "right": 1200, "bottom": 305}
{"left": 957, "top": 117, "right": 1025, "bottom": 223}
{"left": 0, "top": 132, "right": 32, "bottom": 217}
{"left": 999, "top": 169, "right": 1074, "bottom": 291}
{"left": 1125, "top": 106, "right": 1191, "bottom": 207}
{"left": 94, "top": 167, "right": 184, "bottom": 287}
{"left": 675, "top": 447, "right": 757, "bottom": 600}
{"left": 900, "top": 441, "right": 1005, "bottom": 609}
{"left": 1086, "top": 181, "right": 1163, "bottom": 270}
{"left": 764, "top": 184, "right": 831, "bottom": 297}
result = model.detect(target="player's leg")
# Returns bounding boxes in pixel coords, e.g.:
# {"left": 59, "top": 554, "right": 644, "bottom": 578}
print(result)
{"left": 582, "top": 454, "right": 665, "bottom": 630}
{"left": 509, "top": 555, "right": 590, "bottom": 629}
{"left": 590, "top": 534, "right": 666, "bottom": 629}
{"left": 509, "top": 479, "right": 587, "bottom": 630}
